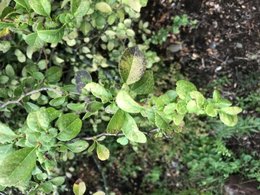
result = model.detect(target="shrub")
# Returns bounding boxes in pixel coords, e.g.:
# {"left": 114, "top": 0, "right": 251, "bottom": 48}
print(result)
{"left": 0, "top": 0, "right": 242, "bottom": 194}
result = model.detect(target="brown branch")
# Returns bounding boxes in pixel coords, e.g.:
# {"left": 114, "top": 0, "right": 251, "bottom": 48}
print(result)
{"left": 83, "top": 128, "right": 160, "bottom": 141}
{"left": 0, "top": 87, "right": 63, "bottom": 110}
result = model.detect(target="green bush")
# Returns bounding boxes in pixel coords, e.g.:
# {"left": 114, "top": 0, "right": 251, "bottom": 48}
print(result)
{"left": 0, "top": 0, "right": 243, "bottom": 194}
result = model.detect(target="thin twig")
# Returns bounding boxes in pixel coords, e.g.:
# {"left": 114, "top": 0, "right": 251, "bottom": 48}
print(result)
{"left": 83, "top": 128, "right": 160, "bottom": 141}
{"left": 92, "top": 156, "right": 108, "bottom": 193}
{"left": 0, "top": 87, "right": 62, "bottom": 109}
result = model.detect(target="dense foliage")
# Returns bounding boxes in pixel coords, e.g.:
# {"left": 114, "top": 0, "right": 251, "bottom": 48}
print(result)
{"left": 0, "top": 0, "right": 258, "bottom": 194}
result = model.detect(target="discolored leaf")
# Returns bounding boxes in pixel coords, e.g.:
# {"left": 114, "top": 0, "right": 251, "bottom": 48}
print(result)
{"left": 75, "top": 70, "right": 92, "bottom": 93}
{"left": 131, "top": 70, "right": 154, "bottom": 95}
{"left": 73, "top": 179, "right": 86, "bottom": 195}
{"left": 0, "top": 147, "right": 37, "bottom": 188}
{"left": 119, "top": 47, "right": 146, "bottom": 85}
{"left": 96, "top": 143, "right": 110, "bottom": 161}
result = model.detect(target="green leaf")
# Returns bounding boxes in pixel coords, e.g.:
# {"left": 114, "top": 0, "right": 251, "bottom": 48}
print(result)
{"left": 0, "top": 144, "right": 15, "bottom": 160}
{"left": 176, "top": 80, "right": 197, "bottom": 100}
{"left": 190, "top": 91, "right": 205, "bottom": 108}
{"left": 119, "top": 46, "right": 146, "bottom": 85}
{"left": 0, "top": 0, "right": 11, "bottom": 16}
{"left": 29, "top": 0, "right": 51, "bottom": 17}
{"left": 163, "top": 103, "right": 177, "bottom": 115}
{"left": 5, "top": 64, "right": 15, "bottom": 77}
{"left": 213, "top": 90, "right": 232, "bottom": 107}
{"left": 122, "top": 0, "right": 142, "bottom": 12}
{"left": 50, "top": 176, "right": 65, "bottom": 186}
{"left": 0, "top": 123, "right": 17, "bottom": 144}
{"left": 186, "top": 100, "right": 198, "bottom": 113}
{"left": 153, "top": 90, "right": 177, "bottom": 108}
{"left": 56, "top": 113, "right": 82, "bottom": 141}
{"left": 0, "top": 75, "right": 9, "bottom": 84}
{"left": 213, "top": 90, "right": 221, "bottom": 102}
{"left": 87, "top": 101, "right": 103, "bottom": 113}
{"left": 66, "top": 140, "right": 89, "bottom": 153}
{"left": 84, "top": 82, "right": 112, "bottom": 103}
{"left": 122, "top": 113, "right": 147, "bottom": 143}
{"left": 116, "top": 137, "right": 128, "bottom": 145}
{"left": 140, "top": 0, "right": 148, "bottom": 6}
{"left": 131, "top": 70, "right": 154, "bottom": 95}
{"left": 107, "top": 109, "right": 125, "bottom": 134}
{"left": 71, "top": 0, "right": 90, "bottom": 24}
{"left": 216, "top": 99, "right": 232, "bottom": 108}
{"left": 46, "top": 66, "right": 62, "bottom": 83}
{"left": 14, "top": 0, "right": 30, "bottom": 10}
{"left": 38, "top": 27, "right": 65, "bottom": 44}
{"left": 49, "top": 96, "right": 66, "bottom": 107}
{"left": 221, "top": 106, "right": 242, "bottom": 115}
{"left": 205, "top": 103, "right": 218, "bottom": 117}
{"left": 0, "top": 147, "right": 37, "bottom": 188}
{"left": 95, "top": 2, "right": 112, "bottom": 13}
{"left": 15, "top": 49, "right": 26, "bottom": 63}
{"left": 67, "top": 103, "right": 85, "bottom": 112}
{"left": 172, "top": 113, "right": 184, "bottom": 126}
{"left": 70, "top": 0, "right": 80, "bottom": 14}
{"left": 25, "top": 33, "right": 44, "bottom": 49}
{"left": 73, "top": 179, "right": 86, "bottom": 195}
{"left": 46, "top": 107, "right": 61, "bottom": 122}
{"left": 87, "top": 142, "right": 96, "bottom": 153}
{"left": 96, "top": 143, "right": 110, "bottom": 161}
{"left": 219, "top": 112, "right": 238, "bottom": 127}
{"left": 155, "top": 112, "right": 169, "bottom": 130}
{"left": 0, "top": 22, "right": 15, "bottom": 30}
{"left": 27, "top": 108, "right": 50, "bottom": 131}
{"left": 116, "top": 90, "right": 143, "bottom": 113}
{"left": 176, "top": 100, "right": 187, "bottom": 115}
{"left": 39, "top": 181, "right": 53, "bottom": 193}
